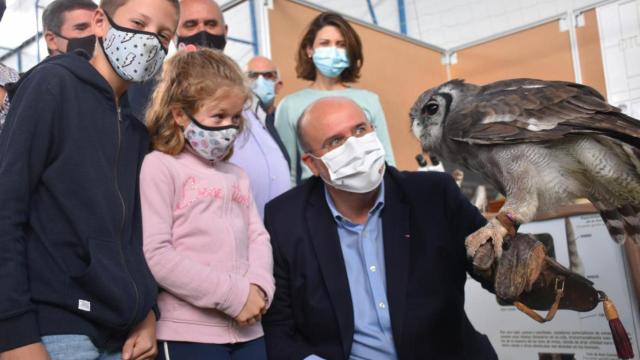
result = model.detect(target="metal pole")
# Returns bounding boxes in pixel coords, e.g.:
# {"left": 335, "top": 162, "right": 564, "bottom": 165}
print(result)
{"left": 365, "top": 0, "right": 378, "bottom": 25}
{"left": 256, "top": 0, "right": 273, "bottom": 58}
{"left": 566, "top": 10, "right": 583, "bottom": 84}
{"left": 35, "top": 0, "right": 41, "bottom": 62}
{"left": 397, "top": 0, "right": 407, "bottom": 35}
{"left": 221, "top": 0, "right": 247, "bottom": 11}
{"left": 289, "top": 0, "right": 446, "bottom": 53}
{"left": 249, "top": 0, "right": 259, "bottom": 55}
{"left": 17, "top": 50, "right": 22, "bottom": 73}
{"left": 228, "top": 36, "right": 255, "bottom": 46}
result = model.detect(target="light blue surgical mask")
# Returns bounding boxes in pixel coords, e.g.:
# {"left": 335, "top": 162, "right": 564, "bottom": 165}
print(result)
{"left": 312, "top": 47, "right": 350, "bottom": 78}
{"left": 251, "top": 75, "right": 276, "bottom": 108}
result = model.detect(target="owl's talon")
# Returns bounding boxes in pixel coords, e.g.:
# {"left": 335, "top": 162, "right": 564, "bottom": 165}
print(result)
{"left": 493, "top": 234, "right": 504, "bottom": 258}
{"left": 465, "top": 218, "right": 509, "bottom": 259}
{"left": 502, "top": 236, "right": 512, "bottom": 251}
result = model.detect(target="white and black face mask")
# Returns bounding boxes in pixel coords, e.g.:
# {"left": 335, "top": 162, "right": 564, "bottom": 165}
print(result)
{"left": 183, "top": 112, "right": 239, "bottom": 162}
{"left": 99, "top": 12, "right": 167, "bottom": 82}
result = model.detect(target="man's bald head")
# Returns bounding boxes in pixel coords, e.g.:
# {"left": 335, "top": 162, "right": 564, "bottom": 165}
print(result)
{"left": 178, "top": 0, "right": 227, "bottom": 38}
{"left": 247, "top": 56, "right": 278, "bottom": 74}
{"left": 297, "top": 97, "right": 368, "bottom": 154}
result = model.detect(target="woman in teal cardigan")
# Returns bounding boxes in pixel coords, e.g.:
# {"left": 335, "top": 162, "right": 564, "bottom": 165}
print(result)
{"left": 275, "top": 11, "right": 396, "bottom": 185}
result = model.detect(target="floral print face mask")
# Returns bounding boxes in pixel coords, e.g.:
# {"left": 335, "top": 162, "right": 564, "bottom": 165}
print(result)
{"left": 183, "top": 112, "right": 239, "bottom": 162}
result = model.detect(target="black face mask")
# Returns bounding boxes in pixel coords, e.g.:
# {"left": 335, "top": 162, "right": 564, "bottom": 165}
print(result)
{"left": 53, "top": 32, "right": 96, "bottom": 55}
{"left": 177, "top": 31, "right": 226, "bottom": 50}
{"left": 0, "top": 0, "right": 6, "bottom": 23}
{"left": 66, "top": 34, "right": 97, "bottom": 55}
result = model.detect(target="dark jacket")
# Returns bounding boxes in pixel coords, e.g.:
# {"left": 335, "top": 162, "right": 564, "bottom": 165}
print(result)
{"left": 127, "top": 73, "right": 158, "bottom": 122}
{"left": 0, "top": 52, "right": 157, "bottom": 352}
{"left": 263, "top": 167, "right": 498, "bottom": 360}
{"left": 263, "top": 105, "right": 291, "bottom": 167}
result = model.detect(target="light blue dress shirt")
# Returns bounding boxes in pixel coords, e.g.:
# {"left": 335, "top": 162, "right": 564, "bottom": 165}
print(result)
{"left": 306, "top": 183, "right": 397, "bottom": 360}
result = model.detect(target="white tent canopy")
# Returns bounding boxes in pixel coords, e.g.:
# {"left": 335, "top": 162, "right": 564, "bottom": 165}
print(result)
{"left": 0, "top": 0, "right": 627, "bottom": 72}
{"left": 0, "top": 0, "right": 267, "bottom": 72}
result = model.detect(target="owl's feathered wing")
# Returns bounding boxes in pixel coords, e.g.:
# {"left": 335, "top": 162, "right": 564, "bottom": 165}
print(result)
{"left": 446, "top": 78, "right": 640, "bottom": 151}
{"left": 443, "top": 78, "right": 640, "bottom": 244}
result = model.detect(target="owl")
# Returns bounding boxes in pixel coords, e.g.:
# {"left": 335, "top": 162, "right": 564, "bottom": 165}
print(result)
{"left": 410, "top": 78, "right": 640, "bottom": 259}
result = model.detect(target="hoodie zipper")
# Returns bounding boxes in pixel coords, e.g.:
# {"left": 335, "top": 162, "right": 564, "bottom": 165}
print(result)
{"left": 114, "top": 106, "right": 140, "bottom": 328}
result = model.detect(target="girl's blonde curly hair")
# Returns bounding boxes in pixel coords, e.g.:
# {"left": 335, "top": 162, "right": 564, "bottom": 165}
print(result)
{"left": 145, "top": 48, "right": 250, "bottom": 155}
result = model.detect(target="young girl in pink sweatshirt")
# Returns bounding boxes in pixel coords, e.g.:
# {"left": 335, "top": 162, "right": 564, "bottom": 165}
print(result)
{"left": 140, "top": 48, "right": 274, "bottom": 360}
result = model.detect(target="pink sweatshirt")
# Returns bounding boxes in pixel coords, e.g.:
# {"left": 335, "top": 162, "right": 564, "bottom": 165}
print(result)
{"left": 140, "top": 149, "right": 275, "bottom": 344}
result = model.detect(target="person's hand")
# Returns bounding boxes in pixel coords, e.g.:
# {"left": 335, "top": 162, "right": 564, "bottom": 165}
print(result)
{"left": 0, "top": 343, "right": 50, "bottom": 360}
{"left": 452, "top": 169, "right": 464, "bottom": 187}
{"left": 255, "top": 285, "right": 268, "bottom": 315}
{"left": 122, "top": 310, "right": 157, "bottom": 360}
{"left": 0, "top": 87, "right": 7, "bottom": 106}
{"left": 235, "top": 284, "right": 267, "bottom": 326}
{"left": 177, "top": 42, "right": 199, "bottom": 53}
{"left": 473, "top": 233, "right": 546, "bottom": 300}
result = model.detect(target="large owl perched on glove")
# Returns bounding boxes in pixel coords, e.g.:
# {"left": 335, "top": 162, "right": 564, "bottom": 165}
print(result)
{"left": 410, "top": 78, "right": 640, "bottom": 259}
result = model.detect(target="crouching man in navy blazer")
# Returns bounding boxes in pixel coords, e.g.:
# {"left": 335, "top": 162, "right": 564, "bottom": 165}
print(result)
{"left": 262, "top": 97, "right": 499, "bottom": 360}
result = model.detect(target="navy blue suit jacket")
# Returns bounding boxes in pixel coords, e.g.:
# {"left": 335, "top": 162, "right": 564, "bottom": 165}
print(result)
{"left": 263, "top": 167, "right": 498, "bottom": 360}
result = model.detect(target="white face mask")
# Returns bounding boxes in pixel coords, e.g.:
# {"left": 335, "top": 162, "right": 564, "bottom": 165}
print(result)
{"left": 99, "top": 13, "right": 167, "bottom": 82}
{"left": 312, "top": 132, "right": 386, "bottom": 193}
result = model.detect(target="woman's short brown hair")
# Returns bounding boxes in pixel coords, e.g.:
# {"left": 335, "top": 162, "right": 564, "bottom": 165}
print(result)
{"left": 296, "top": 12, "right": 363, "bottom": 83}
{"left": 145, "top": 48, "right": 250, "bottom": 156}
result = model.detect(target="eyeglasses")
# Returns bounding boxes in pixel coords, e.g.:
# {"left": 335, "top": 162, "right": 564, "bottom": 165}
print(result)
{"left": 246, "top": 70, "right": 278, "bottom": 81}
{"left": 309, "top": 122, "right": 375, "bottom": 156}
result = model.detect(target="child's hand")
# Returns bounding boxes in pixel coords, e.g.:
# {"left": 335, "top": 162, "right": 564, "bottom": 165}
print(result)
{"left": 122, "top": 310, "right": 157, "bottom": 360}
{"left": 235, "top": 284, "right": 267, "bottom": 326}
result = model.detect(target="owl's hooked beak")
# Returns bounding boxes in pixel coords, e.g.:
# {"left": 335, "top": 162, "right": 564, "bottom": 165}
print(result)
{"left": 411, "top": 117, "right": 422, "bottom": 140}
{"left": 411, "top": 118, "right": 432, "bottom": 152}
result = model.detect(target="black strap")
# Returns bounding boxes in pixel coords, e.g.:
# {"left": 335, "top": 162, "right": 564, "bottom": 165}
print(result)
{"left": 295, "top": 145, "right": 303, "bottom": 186}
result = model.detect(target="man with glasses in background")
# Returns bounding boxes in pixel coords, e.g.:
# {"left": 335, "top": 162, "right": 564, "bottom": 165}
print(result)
{"left": 230, "top": 55, "right": 290, "bottom": 219}
{"left": 244, "top": 56, "right": 289, "bottom": 165}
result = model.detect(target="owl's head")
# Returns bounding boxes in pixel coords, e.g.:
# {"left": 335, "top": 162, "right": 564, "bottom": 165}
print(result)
{"left": 410, "top": 79, "right": 477, "bottom": 152}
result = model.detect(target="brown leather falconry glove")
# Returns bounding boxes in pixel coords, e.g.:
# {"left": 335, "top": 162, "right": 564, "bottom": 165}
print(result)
{"left": 472, "top": 232, "right": 546, "bottom": 300}
{"left": 471, "top": 233, "right": 634, "bottom": 359}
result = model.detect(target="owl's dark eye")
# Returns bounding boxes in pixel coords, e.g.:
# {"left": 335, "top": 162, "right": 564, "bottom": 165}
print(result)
{"left": 422, "top": 102, "right": 439, "bottom": 116}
